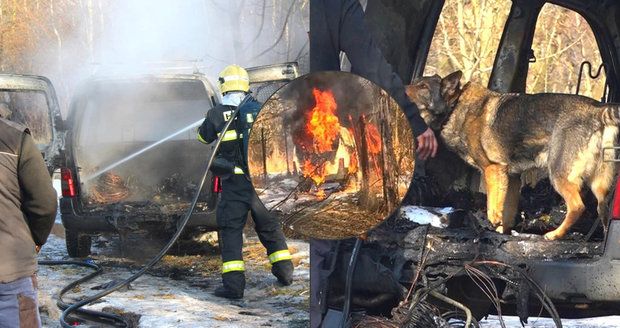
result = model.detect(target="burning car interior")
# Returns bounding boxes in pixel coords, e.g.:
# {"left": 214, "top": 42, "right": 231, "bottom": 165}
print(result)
{"left": 58, "top": 65, "right": 300, "bottom": 259}
{"left": 68, "top": 78, "right": 219, "bottom": 229}
{"left": 316, "top": 0, "right": 620, "bottom": 326}
{"left": 248, "top": 71, "right": 415, "bottom": 239}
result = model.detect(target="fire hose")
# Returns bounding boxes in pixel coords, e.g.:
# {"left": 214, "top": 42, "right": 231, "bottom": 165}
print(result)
{"left": 39, "top": 100, "right": 245, "bottom": 327}
{"left": 339, "top": 238, "right": 362, "bottom": 328}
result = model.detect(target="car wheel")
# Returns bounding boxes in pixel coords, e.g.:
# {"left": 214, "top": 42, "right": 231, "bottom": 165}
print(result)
{"left": 65, "top": 229, "right": 92, "bottom": 258}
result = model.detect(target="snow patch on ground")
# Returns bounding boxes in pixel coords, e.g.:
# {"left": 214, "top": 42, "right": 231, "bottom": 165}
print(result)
{"left": 37, "top": 232, "right": 309, "bottom": 327}
{"left": 480, "top": 315, "right": 620, "bottom": 327}
{"left": 399, "top": 206, "right": 453, "bottom": 228}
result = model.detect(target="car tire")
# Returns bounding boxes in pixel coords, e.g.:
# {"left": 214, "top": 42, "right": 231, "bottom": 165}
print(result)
{"left": 66, "top": 229, "right": 92, "bottom": 258}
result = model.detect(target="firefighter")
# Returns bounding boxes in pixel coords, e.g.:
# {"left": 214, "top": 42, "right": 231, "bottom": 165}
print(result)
{"left": 198, "top": 64, "right": 294, "bottom": 299}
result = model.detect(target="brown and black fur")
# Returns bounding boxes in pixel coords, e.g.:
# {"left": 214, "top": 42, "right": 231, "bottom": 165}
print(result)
{"left": 406, "top": 71, "right": 620, "bottom": 240}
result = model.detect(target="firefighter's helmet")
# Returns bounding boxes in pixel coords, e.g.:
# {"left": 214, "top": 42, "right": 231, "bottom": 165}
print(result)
{"left": 218, "top": 65, "right": 250, "bottom": 94}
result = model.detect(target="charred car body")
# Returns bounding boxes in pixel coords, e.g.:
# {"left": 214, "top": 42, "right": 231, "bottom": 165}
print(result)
{"left": 319, "top": 0, "right": 620, "bottom": 324}
{"left": 59, "top": 63, "right": 298, "bottom": 257}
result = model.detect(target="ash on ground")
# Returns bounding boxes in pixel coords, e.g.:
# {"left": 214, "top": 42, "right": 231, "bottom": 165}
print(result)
{"left": 258, "top": 177, "right": 389, "bottom": 239}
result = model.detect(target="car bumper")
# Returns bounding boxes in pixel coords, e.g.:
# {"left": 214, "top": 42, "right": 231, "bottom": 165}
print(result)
{"left": 528, "top": 220, "right": 620, "bottom": 303}
{"left": 59, "top": 198, "right": 218, "bottom": 233}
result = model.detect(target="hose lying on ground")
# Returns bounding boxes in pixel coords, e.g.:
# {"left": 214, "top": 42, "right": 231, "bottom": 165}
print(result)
{"left": 40, "top": 103, "right": 244, "bottom": 327}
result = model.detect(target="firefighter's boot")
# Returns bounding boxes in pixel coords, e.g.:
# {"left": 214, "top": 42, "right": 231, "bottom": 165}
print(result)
{"left": 271, "top": 260, "right": 294, "bottom": 286}
{"left": 214, "top": 271, "right": 245, "bottom": 299}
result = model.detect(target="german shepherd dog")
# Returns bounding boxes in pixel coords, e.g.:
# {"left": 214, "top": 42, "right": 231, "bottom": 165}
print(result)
{"left": 405, "top": 71, "right": 619, "bottom": 240}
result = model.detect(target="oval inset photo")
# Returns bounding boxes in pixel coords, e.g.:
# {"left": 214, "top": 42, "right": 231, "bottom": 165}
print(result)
{"left": 248, "top": 71, "right": 415, "bottom": 239}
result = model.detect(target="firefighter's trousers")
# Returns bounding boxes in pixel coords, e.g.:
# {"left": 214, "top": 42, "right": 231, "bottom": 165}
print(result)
{"left": 217, "top": 174, "right": 291, "bottom": 276}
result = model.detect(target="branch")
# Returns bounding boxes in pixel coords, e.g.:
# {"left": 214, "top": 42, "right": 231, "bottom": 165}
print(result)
{"left": 250, "top": 0, "right": 295, "bottom": 60}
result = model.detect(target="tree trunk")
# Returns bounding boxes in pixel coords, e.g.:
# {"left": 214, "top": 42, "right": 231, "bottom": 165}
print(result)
{"left": 379, "top": 92, "right": 398, "bottom": 214}
{"left": 261, "top": 127, "right": 268, "bottom": 182}
{"left": 284, "top": 127, "right": 291, "bottom": 175}
{"left": 358, "top": 115, "right": 370, "bottom": 205}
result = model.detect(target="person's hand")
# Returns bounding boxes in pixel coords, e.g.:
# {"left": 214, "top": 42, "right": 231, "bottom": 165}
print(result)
{"left": 35, "top": 245, "right": 41, "bottom": 253}
{"left": 416, "top": 128, "right": 438, "bottom": 160}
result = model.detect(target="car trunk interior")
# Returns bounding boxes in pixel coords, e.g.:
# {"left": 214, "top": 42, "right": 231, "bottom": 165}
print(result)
{"left": 357, "top": 0, "right": 611, "bottom": 261}
{"left": 72, "top": 79, "right": 216, "bottom": 215}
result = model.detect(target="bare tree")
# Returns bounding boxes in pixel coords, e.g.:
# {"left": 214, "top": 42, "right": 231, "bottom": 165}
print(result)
{"left": 425, "top": 1, "right": 605, "bottom": 99}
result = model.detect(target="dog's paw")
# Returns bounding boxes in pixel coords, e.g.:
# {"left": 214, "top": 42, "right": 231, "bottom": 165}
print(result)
{"left": 544, "top": 230, "right": 563, "bottom": 241}
{"left": 495, "top": 226, "right": 512, "bottom": 234}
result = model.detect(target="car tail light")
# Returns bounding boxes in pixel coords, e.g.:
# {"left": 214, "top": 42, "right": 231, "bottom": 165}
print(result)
{"left": 60, "top": 168, "right": 77, "bottom": 197}
{"left": 212, "top": 176, "right": 222, "bottom": 193}
{"left": 612, "top": 176, "right": 620, "bottom": 220}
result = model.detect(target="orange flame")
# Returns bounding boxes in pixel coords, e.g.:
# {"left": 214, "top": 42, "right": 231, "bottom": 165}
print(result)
{"left": 365, "top": 123, "right": 382, "bottom": 155}
{"left": 304, "top": 159, "right": 325, "bottom": 186}
{"left": 348, "top": 150, "right": 358, "bottom": 174}
{"left": 301, "top": 89, "right": 341, "bottom": 186}
{"left": 306, "top": 89, "right": 341, "bottom": 153}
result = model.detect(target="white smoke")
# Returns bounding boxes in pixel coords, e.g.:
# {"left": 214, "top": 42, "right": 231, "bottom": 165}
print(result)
{"left": 34, "top": 0, "right": 309, "bottom": 115}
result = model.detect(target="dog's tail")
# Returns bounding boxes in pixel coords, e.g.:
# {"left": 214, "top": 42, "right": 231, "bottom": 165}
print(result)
{"left": 601, "top": 105, "right": 620, "bottom": 125}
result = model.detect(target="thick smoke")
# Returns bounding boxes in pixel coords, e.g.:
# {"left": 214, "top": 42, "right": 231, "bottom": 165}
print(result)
{"left": 17, "top": 0, "right": 309, "bottom": 202}
{"left": 21, "top": 0, "right": 309, "bottom": 116}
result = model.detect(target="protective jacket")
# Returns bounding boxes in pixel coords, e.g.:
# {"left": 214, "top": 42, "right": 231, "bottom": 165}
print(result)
{"left": 197, "top": 95, "right": 261, "bottom": 175}
{"left": 0, "top": 119, "right": 57, "bottom": 283}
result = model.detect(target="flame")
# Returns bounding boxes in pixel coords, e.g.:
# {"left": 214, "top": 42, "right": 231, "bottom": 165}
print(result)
{"left": 293, "top": 89, "right": 375, "bottom": 194}
{"left": 306, "top": 89, "right": 341, "bottom": 153}
{"left": 348, "top": 150, "right": 358, "bottom": 174}
{"left": 365, "top": 122, "right": 382, "bottom": 175}
{"left": 365, "top": 123, "right": 382, "bottom": 154}
{"left": 304, "top": 159, "right": 325, "bottom": 186}
{"left": 301, "top": 89, "right": 341, "bottom": 186}
{"left": 266, "top": 147, "right": 289, "bottom": 174}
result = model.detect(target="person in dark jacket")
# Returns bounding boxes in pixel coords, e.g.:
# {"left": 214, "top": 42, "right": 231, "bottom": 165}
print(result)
{"left": 0, "top": 107, "right": 58, "bottom": 328}
{"left": 198, "top": 64, "right": 294, "bottom": 299}
{"left": 309, "top": 0, "right": 439, "bottom": 326}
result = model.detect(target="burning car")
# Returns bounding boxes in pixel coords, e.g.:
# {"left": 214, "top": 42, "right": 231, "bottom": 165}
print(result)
{"left": 248, "top": 71, "right": 415, "bottom": 240}
{"left": 59, "top": 63, "right": 298, "bottom": 257}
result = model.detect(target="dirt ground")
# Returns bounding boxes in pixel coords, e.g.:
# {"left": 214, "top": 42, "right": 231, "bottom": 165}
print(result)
{"left": 36, "top": 223, "right": 309, "bottom": 328}
{"left": 290, "top": 199, "right": 386, "bottom": 239}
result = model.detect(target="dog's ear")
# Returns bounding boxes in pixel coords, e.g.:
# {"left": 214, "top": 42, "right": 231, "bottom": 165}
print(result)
{"left": 441, "top": 71, "right": 463, "bottom": 106}
{"left": 441, "top": 71, "right": 462, "bottom": 96}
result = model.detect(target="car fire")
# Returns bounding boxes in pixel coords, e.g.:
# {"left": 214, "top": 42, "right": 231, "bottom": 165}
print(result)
{"left": 249, "top": 71, "right": 415, "bottom": 240}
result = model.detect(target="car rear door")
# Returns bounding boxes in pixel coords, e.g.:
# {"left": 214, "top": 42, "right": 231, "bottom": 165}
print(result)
{"left": 0, "top": 74, "right": 64, "bottom": 173}
{"left": 246, "top": 62, "right": 300, "bottom": 102}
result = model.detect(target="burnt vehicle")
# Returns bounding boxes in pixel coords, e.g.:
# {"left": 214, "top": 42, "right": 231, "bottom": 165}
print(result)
{"left": 0, "top": 74, "right": 64, "bottom": 172}
{"left": 318, "top": 0, "right": 620, "bottom": 325}
{"left": 59, "top": 63, "right": 298, "bottom": 257}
